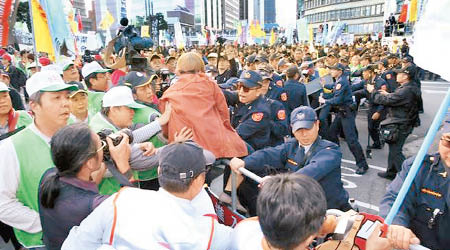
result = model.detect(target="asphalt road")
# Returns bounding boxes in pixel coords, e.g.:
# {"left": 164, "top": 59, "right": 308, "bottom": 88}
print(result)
{"left": 211, "top": 80, "right": 450, "bottom": 215}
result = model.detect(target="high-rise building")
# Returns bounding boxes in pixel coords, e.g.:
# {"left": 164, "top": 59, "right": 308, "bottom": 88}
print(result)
{"left": 264, "top": 0, "right": 275, "bottom": 24}
{"left": 223, "top": 0, "right": 239, "bottom": 30}
{"left": 303, "top": 0, "right": 386, "bottom": 36}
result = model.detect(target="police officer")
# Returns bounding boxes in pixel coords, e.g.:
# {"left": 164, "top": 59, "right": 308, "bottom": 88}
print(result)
{"left": 259, "top": 71, "right": 289, "bottom": 146}
{"left": 379, "top": 131, "right": 450, "bottom": 250}
{"left": 377, "top": 59, "right": 398, "bottom": 91}
{"left": 354, "top": 65, "right": 389, "bottom": 149}
{"left": 368, "top": 66, "right": 420, "bottom": 179}
{"left": 224, "top": 70, "right": 271, "bottom": 151}
{"left": 283, "top": 65, "right": 308, "bottom": 122}
{"left": 259, "top": 65, "right": 288, "bottom": 110}
{"left": 230, "top": 106, "right": 351, "bottom": 212}
{"left": 319, "top": 63, "right": 369, "bottom": 175}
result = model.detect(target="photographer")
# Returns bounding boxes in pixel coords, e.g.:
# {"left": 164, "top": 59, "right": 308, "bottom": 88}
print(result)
{"left": 38, "top": 123, "right": 131, "bottom": 250}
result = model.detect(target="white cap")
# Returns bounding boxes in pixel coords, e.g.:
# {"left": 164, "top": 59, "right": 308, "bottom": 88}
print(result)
{"left": 207, "top": 53, "right": 218, "bottom": 58}
{"left": 59, "top": 59, "right": 74, "bottom": 71}
{"left": 26, "top": 71, "right": 78, "bottom": 97}
{"left": 81, "top": 61, "right": 111, "bottom": 78}
{"left": 0, "top": 81, "right": 9, "bottom": 92}
{"left": 27, "top": 62, "right": 41, "bottom": 69}
{"left": 41, "top": 64, "right": 63, "bottom": 75}
{"left": 102, "top": 86, "right": 146, "bottom": 109}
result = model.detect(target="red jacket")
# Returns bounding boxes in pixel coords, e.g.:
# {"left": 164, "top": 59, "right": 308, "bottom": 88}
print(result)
{"left": 159, "top": 73, "right": 248, "bottom": 158}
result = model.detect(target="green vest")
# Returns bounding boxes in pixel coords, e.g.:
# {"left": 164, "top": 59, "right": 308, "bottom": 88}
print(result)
{"left": 15, "top": 111, "right": 33, "bottom": 129}
{"left": 88, "top": 91, "right": 105, "bottom": 116}
{"left": 12, "top": 127, "right": 53, "bottom": 247}
{"left": 88, "top": 112, "right": 122, "bottom": 195}
{"left": 132, "top": 105, "right": 166, "bottom": 180}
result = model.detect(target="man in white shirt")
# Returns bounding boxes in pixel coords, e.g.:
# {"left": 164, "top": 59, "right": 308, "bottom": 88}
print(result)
{"left": 62, "top": 141, "right": 231, "bottom": 250}
{"left": 0, "top": 71, "right": 77, "bottom": 249}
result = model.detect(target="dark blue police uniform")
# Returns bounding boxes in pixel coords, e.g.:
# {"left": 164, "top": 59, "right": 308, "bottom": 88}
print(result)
{"left": 324, "top": 64, "right": 369, "bottom": 174}
{"left": 283, "top": 79, "right": 308, "bottom": 121}
{"left": 381, "top": 69, "right": 398, "bottom": 91}
{"left": 265, "top": 97, "right": 288, "bottom": 146}
{"left": 380, "top": 153, "right": 450, "bottom": 250}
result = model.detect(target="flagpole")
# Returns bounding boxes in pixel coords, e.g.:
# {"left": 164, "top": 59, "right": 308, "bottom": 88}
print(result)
{"left": 27, "top": 0, "right": 39, "bottom": 65}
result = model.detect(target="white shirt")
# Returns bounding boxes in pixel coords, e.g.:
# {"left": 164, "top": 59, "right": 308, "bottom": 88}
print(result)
{"left": 228, "top": 219, "right": 264, "bottom": 250}
{"left": 62, "top": 187, "right": 232, "bottom": 250}
{"left": 0, "top": 123, "right": 50, "bottom": 234}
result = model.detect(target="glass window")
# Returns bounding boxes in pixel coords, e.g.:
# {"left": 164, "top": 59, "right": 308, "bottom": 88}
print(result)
{"left": 376, "top": 4, "right": 381, "bottom": 15}
{"left": 367, "top": 6, "right": 372, "bottom": 16}
{"left": 381, "top": 4, "right": 384, "bottom": 15}
{"left": 371, "top": 5, "right": 376, "bottom": 16}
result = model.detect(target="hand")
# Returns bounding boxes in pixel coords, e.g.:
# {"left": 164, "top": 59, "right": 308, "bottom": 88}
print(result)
{"left": 173, "top": 126, "right": 194, "bottom": 143}
{"left": 138, "top": 142, "right": 156, "bottom": 157}
{"left": 107, "top": 133, "right": 131, "bottom": 174}
{"left": 366, "top": 222, "right": 391, "bottom": 250}
{"left": 319, "top": 96, "right": 326, "bottom": 104}
{"left": 386, "top": 225, "right": 420, "bottom": 250}
{"left": 379, "top": 89, "right": 389, "bottom": 95}
{"left": 257, "top": 176, "right": 272, "bottom": 188}
{"left": 371, "top": 112, "right": 381, "bottom": 120}
{"left": 158, "top": 102, "right": 172, "bottom": 126}
{"left": 229, "top": 157, "right": 245, "bottom": 174}
{"left": 366, "top": 84, "right": 375, "bottom": 93}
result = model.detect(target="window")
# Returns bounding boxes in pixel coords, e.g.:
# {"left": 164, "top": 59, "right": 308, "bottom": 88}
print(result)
{"left": 371, "top": 5, "right": 376, "bottom": 16}
{"left": 367, "top": 6, "right": 372, "bottom": 16}
{"left": 381, "top": 4, "right": 384, "bottom": 15}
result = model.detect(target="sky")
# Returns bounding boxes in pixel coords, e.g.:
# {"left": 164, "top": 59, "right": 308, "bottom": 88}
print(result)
{"left": 276, "top": 0, "right": 297, "bottom": 27}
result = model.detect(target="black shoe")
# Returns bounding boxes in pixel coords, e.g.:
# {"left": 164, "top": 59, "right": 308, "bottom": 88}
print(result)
{"left": 377, "top": 172, "right": 396, "bottom": 180}
{"left": 356, "top": 166, "right": 368, "bottom": 175}
{"left": 369, "top": 143, "right": 382, "bottom": 149}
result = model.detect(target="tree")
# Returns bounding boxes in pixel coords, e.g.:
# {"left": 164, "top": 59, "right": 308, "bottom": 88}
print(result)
{"left": 16, "top": 1, "right": 31, "bottom": 33}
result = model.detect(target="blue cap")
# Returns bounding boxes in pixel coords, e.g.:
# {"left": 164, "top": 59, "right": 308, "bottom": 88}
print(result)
{"left": 219, "top": 77, "right": 238, "bottom": 89}
{"left": 290, "top": 106, "right": 317, "bottom": 132}
{"left": 238, "top": 70, "right": 262, "bottom": 88}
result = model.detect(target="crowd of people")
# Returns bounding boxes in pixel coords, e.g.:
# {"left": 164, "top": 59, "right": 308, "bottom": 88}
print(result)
{"left": 0, "top": 38, "right": 448, "bottom": 250}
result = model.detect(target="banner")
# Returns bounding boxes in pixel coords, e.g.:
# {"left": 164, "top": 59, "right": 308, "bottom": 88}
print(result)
{"left": 0, "top": 0, "right": 13, "bottom": 47}
{"left": 174, "top": 22, "right": 184, "bottom": 49}
{"left": 297, "top": 18, "right": 309, "bottom": 42}
{"left": 141, "top": 26, "right": 150, "bottom": 37}
{"left": 30, "top": 0, "right": 55, "bottom": 60}
{"left": 409, "top": 0, "right": 418, "bottom": 22}
{"left": 398, "top": 4, "right": 408, "bottom": 23}
{"left": 410, "top": 0, "right": 450, "bottom": 80}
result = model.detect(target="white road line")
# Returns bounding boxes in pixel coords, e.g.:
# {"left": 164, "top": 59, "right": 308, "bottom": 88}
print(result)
{"left": 423, "top": 90, "right": 448, "bottom": 94}
{"left": 342, "top": 159, "right": 387, "bottom": 172}
{"left": 355, "top": 200, "right": 380, "bottom": 212}
{"left": 422, "top": 86, "right": 450, "bottom": 89}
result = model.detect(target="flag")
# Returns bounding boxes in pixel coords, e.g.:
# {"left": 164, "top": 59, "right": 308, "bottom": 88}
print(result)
{"left": 409, "top": 0, "right": 418, "bottom": 22}
{"left": 399, "top": 4, "right": 408, "bottom": 23}
{"left": 141, "top": 25, "right": 150, "bottom": 37}
{"left": 40, "top": 0, "right": 72, "bottom": 58}
{"left": 269, "top": 28, "right": 276, "bottom": 45}
{"left": 77, "top": 9, "right": 83, "bottom": 31}
{"left": 308, "top": 25, "right": 314, "bottom": 44}
{"left": 100, "top": 10, "right": 115, "bottom": 30}
{"left": 410, "top": 0, "right": 450, "bottom": 80}
{"left": 30, "top": 0, "right": 55, "bottom": 60}
{"left": 0, "top": 0, "right": 13, "bottom": 47}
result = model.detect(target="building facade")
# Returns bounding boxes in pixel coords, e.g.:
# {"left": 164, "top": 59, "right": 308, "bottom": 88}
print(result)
{"left": 303, "top": 0, "right": 386, "bottom": 36}
{"left": 72, "top": 0, "right": 95, "bottom": 32}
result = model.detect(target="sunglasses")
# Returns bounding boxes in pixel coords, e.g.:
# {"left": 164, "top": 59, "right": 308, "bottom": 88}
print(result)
{"left": 237, "top": 84, "right": 260, "bottom": 93}
{"left": 96, "top": 140, "right": 107, "bottom": 153}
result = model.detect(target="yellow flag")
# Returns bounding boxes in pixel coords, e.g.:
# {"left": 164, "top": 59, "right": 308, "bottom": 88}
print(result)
{"left": 308, "top": 25, "right": 314, "bottom": 44}
{"left": 269, "top": 28, "right": 276, "bottom": 45}
{"left": 100, "top": 10, "right": 115, "bottom": 30}
{"left": 409, "top": 0, "right": 418, "bottom": 22}
{"left": 30, "top": 0, "right": 55, "bottom": 60}
{"left": 141, "top": 26, "right": 150, "bottom": 37}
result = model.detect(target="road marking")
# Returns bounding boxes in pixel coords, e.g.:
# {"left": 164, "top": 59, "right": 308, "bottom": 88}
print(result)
{"left": 423, "top": 90, "right": 448, "bottom": 94}
{"left": 355, "top": 200, "right": 380, "bottom": 212}
{"left": 342, "top": 159, "right": 387, "bottom": 172}
{"left": 422, "top": 86, "right": 450, "bottom": 89}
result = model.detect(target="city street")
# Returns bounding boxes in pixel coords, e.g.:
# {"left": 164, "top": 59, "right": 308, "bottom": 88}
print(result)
{"left": 211, "top": 81, "right": 450, "bottom": 215}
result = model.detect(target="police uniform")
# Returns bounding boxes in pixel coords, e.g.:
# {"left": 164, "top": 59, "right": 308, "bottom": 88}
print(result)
{"left": 227, "top": 71, "right": 272, "bottom": 151}
{"left": 265, "top": 97, "right": 288, "bottom": 147}
{"left": 243, "top": 107, "right": 350, "bottom": 210}
{"left": 283, "top": 77, "right": 308, "bottom": 122}
{"left": 324, "top": 64, "right": 369, "bottom": 174}
{"left": 372, "top": 66, "right": 420, "bottom": 178}
{"left": 379, "top": 153, "right": 450, "bottom": 250}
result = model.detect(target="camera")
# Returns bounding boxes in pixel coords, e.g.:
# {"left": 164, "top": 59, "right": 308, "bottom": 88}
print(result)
{"left": 97, "top": 128, "right": 134, "bottom": 161}
{"left": 113, "top": 18, "right": 153, "bottom": 70}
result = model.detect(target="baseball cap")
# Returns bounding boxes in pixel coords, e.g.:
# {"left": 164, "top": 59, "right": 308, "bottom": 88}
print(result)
{"left": 0, "top": 69, "right": 9, "bottom": 78}
{"left": 402, "top": 55, "right": 414, "bottom": 63}
{"left": 393, "top": 65, "right": 414, "bottom": 78}
{"left": 375, "top": 59, "right": 389, "bottom": 68}
{"left": 121, "top": 71, "right": 157, "bottom": 89}
{"left": 290, "top": 106, "right": 318, "bottom": 132}
{"left": 245, "top": 55, "right": 257, "bottom": 64}
{"left": 259, "top": 71, "right": 273, "bottom": 81}
{"left": 328, "top": 63, "right": 346, "bottom": 71}
{"left": 158, "top": 141, "right": 208, "bottom": 180}
{"left": 60, "top": 59, "right": 75, "bottom": 71}
{"left": 219, "top": 77, "right": 238, "bottom": 89}
{"left": 150, "top": 54, "right": 162, "bottom": 61}
{"left": 102, "top": 86, "right": 146, "bottom": 109}
{"left": 255, "top": 55, "right": 269, "bottom": 63}
{"left": 0, "top": 81, "right": 9, "bottom": 92}
{"left": 27, "top": 61, "right": 41, "bottom": 69}
{"left": 207, "top": 53, "right": 218, "bottom": 58}
{"left": 81, "top": 61, "right": 112, "bottom": 78}
{"left": 238, "top": 70, "right": 262, "bottom": 88}
{"left": 68, "top": 81, "right": 88, "bottom": 98}
{"left": 277, "top": 59, "right": 288, "bottom": 68}
{"left": 2, "top": 54, "right": 11, "bottom": 62}
{"left": 26, "top": 71, "right": 78, "bottom": 97}
{"left": 39, "top": 57, "right": 51, "bottom": 66}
